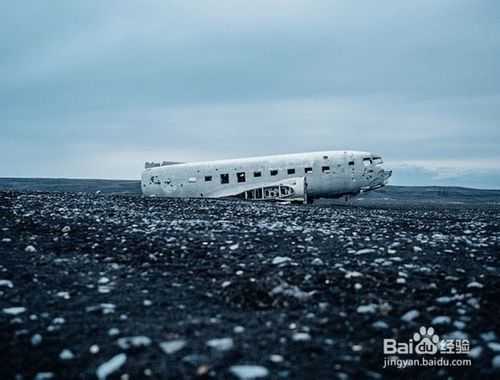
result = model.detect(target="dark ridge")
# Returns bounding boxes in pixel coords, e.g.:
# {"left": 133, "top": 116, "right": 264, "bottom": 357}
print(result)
{"left": 2, "top": 178, "right": 499, "bottom": 206}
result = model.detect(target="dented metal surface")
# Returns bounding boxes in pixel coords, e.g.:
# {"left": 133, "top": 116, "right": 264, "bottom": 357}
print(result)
{"left": 141, "top": 150, "right": 392, "bottom": 202}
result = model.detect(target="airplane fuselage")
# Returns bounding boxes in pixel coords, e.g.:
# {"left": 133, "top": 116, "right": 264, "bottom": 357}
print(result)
{"left": 141, "top": 150, "right": 391, "bottom": 202}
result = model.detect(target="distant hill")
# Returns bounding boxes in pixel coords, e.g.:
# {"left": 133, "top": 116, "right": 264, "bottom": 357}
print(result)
{"left": 347, "top": 185, "right": 500, "bottom": 206}
{"left": 0, "top": 178, "right": 141, "bottom": 194}
{"left": 1, "top": 178, "right": 499, "bottom": 205}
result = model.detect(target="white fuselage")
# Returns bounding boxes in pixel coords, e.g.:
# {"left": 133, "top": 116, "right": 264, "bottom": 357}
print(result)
{"left": 141, "top": 150, "right": 391, "bottom": 201}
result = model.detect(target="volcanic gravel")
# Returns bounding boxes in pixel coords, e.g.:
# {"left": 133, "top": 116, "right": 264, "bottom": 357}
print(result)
{"left": 0, "top": 191, "right": 499, "bottom": 380}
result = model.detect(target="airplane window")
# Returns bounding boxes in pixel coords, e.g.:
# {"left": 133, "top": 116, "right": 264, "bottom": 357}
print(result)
{"left": 204, "top": 175, "right": 212, "bottom": 182}
{"left": 287, "top": 168, "right": 295, "bottom": 175}
{"left": 363, "top": 158, "right": 372, "bottom": 167}
{"left": 220, "top": 173, "right": 229, "bottom": 184}
{"left": 304, "top": 167, "right": 313, "bottom": 173}
{"left": 237, "top": 172, "right": 246, "bottom": 183}
{"left": 373, "top": 157, "right": 383, "bottom": 165}
{"left": 270, "top": 169, "right": 278, "bottom": 176}
{"left": 253, "top": 171, "right": 262, "bottom": 177}
{"left": 322, "top": 166, "right": 330, "bottom": 173}
{"left": 348, "top": 161, "right": 355, "bottom": 166}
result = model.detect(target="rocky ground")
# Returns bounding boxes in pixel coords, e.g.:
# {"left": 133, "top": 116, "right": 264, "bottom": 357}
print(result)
{"left": 0, "top": 191, "right": 499, "bottom": 380}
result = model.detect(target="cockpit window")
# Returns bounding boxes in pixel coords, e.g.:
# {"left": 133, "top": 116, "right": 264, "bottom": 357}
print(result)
{"left": 373, "top": 157, "right": 383, "bottom": 165}
{"left": 363, "top": 158, "right": 372, "bottom": 167}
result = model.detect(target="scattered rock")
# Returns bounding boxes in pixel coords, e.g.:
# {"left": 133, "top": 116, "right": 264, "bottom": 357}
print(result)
{"left": 311, "top": 258, "right": 324, "bottom": 266}
{"left": 481, "top": 332, "right": 497, "bottom": 342}
{"left": 0, "top": 279, "right": 13, "bottom": 288}
{"left": 272, "top": 256, "right": 291, "bottom": 265}
{"left": 34, "top": 373, "right": 54, "bottom": 380}
{"left": 234, "top": 326, "right": 245, "bottom": 333}
{"left": 206, "top": 337, "right": 234, "bottom": 351}
{"left": 229, "top": 365, "right": 269, "bottom": 379}
{"left": 269, "top": 354, "right": 284, "bottom": 363}
{"left": 3, "top": 307, "right": 26, "bottom": 315}
{"left": 90, "top": 345, "right": 100, "bottom": 354}
{"left": 31, "top": 334, "right": 42, "bottom": 346}
{"left": 292, "top": 332, "right": 311, "bottom": 342}
{"left": 357, "top": 304, "right": 377, "bottom": 314}
{"left": 492, "top": 355, "right": 500, "bottom": 370}
{"left": 401, "top": 310, "right": 420, "bottom": 323}
{"left": 96, "top": 353, "right": 127, "bottom": 380}
{"left": 372, "top": 321, "right": 389, "bottom": 329}
{"left": 431, "top": 316, "right": 451, "bottom": 325}
{"left": 159, "top": 340, "right": 187, "bottom": 354}
{"left": 345, "top": 271, "right": 363, "bottom": 279}
{"left": 355, "top": 248, "right": 376, "bottom": 255}
{"left": 436, "top": 296, "right": 452, "bottom": 304}
{"left": 108, "top": 328, "right": 120, "bottom": 337}
{"left": 467, "top": 281, "right": 484, "bottom": 289}
{"left": 488, "top": 342, "right": 500, "bottom": 352}
{"left": 270, "top": 283, "right": 314, "bottom": 301}
{"left": 59, "top": 349, "right": 75, "bottom": 360}
{"left": 468, "top": 346, "right": 483, "bottom": 359}
{"left": 117, "top": 336, "right": 152, "bottom": 350}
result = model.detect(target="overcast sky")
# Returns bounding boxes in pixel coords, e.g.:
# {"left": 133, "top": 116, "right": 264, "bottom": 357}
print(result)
{"left": 1, "top": 0, "right": 499, "bottom": 188}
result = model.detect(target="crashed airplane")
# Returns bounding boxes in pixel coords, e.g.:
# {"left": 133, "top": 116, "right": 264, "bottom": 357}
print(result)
{"left": 141, "top": 151, "right": 392, "bottom": 203}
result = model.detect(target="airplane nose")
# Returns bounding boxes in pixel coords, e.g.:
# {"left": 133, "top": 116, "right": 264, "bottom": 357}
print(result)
{"left": 361, "top": 166, "right": 392, "bottom": 192}
{"left": 382, "top": 169, "right": 392, "bottom": 183}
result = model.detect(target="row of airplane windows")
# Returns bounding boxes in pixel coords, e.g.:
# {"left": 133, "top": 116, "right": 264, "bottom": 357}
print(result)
{"left": 204, "top": 166, "right": 333, "bottom": 185}
{"left": 149, "top": 161, "right": 360, "bottom": 186}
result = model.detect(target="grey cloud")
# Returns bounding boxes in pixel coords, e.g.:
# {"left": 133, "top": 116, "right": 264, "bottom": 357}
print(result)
{"left": 1, "top": 1, "right": 499, "bottom": 187}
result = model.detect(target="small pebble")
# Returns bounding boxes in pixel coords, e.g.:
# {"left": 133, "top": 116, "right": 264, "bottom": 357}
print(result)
{"left": 96, "top": 353, "right": 127, "bottom": 380}
{"left": 401, "top": 309, "right": 420, "bottom": 322}
{"left": 206, "top": 337, "right": 234, "bottom": 351}
{"left": 159, "top": 340, "right": 186, "bottom": 354}
{"left": 229, "top": 365, "right": 269, "bottom": 380}
{"left": 117, "top": 336, "right": 152, "bottom": 350}
{"left": 269, "top": 354, "right": 283, "bottom": 363}
{"left": 59, "top": 349, "right": 75, "bottom": 360}
{"left": 272, "top": 256, "right": 291, "bottom": 265}
{"left": 357, "top": 304, "right": 377, "bottom": 314}
{"left": 3, "top": 307, "right": 26, "bottom": 315}
{"left": 31, "top": 334, "right": 42, "bottom": 346}
{"left": 292, "top": 332, "right": 311, "bottom": 342}
{"left": 492, "top": 355, "right": 500, "bottom": 370}
{"left": 431, "top": 316, "right": 451, "bottom": 325}
{"left": 90, "top": 345, "right": 100, "bottom": 354}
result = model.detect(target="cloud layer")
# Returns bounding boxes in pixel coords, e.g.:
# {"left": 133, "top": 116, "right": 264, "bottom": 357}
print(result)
{"left": 1, "top": 1, "right": 499, "bottom": 188}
